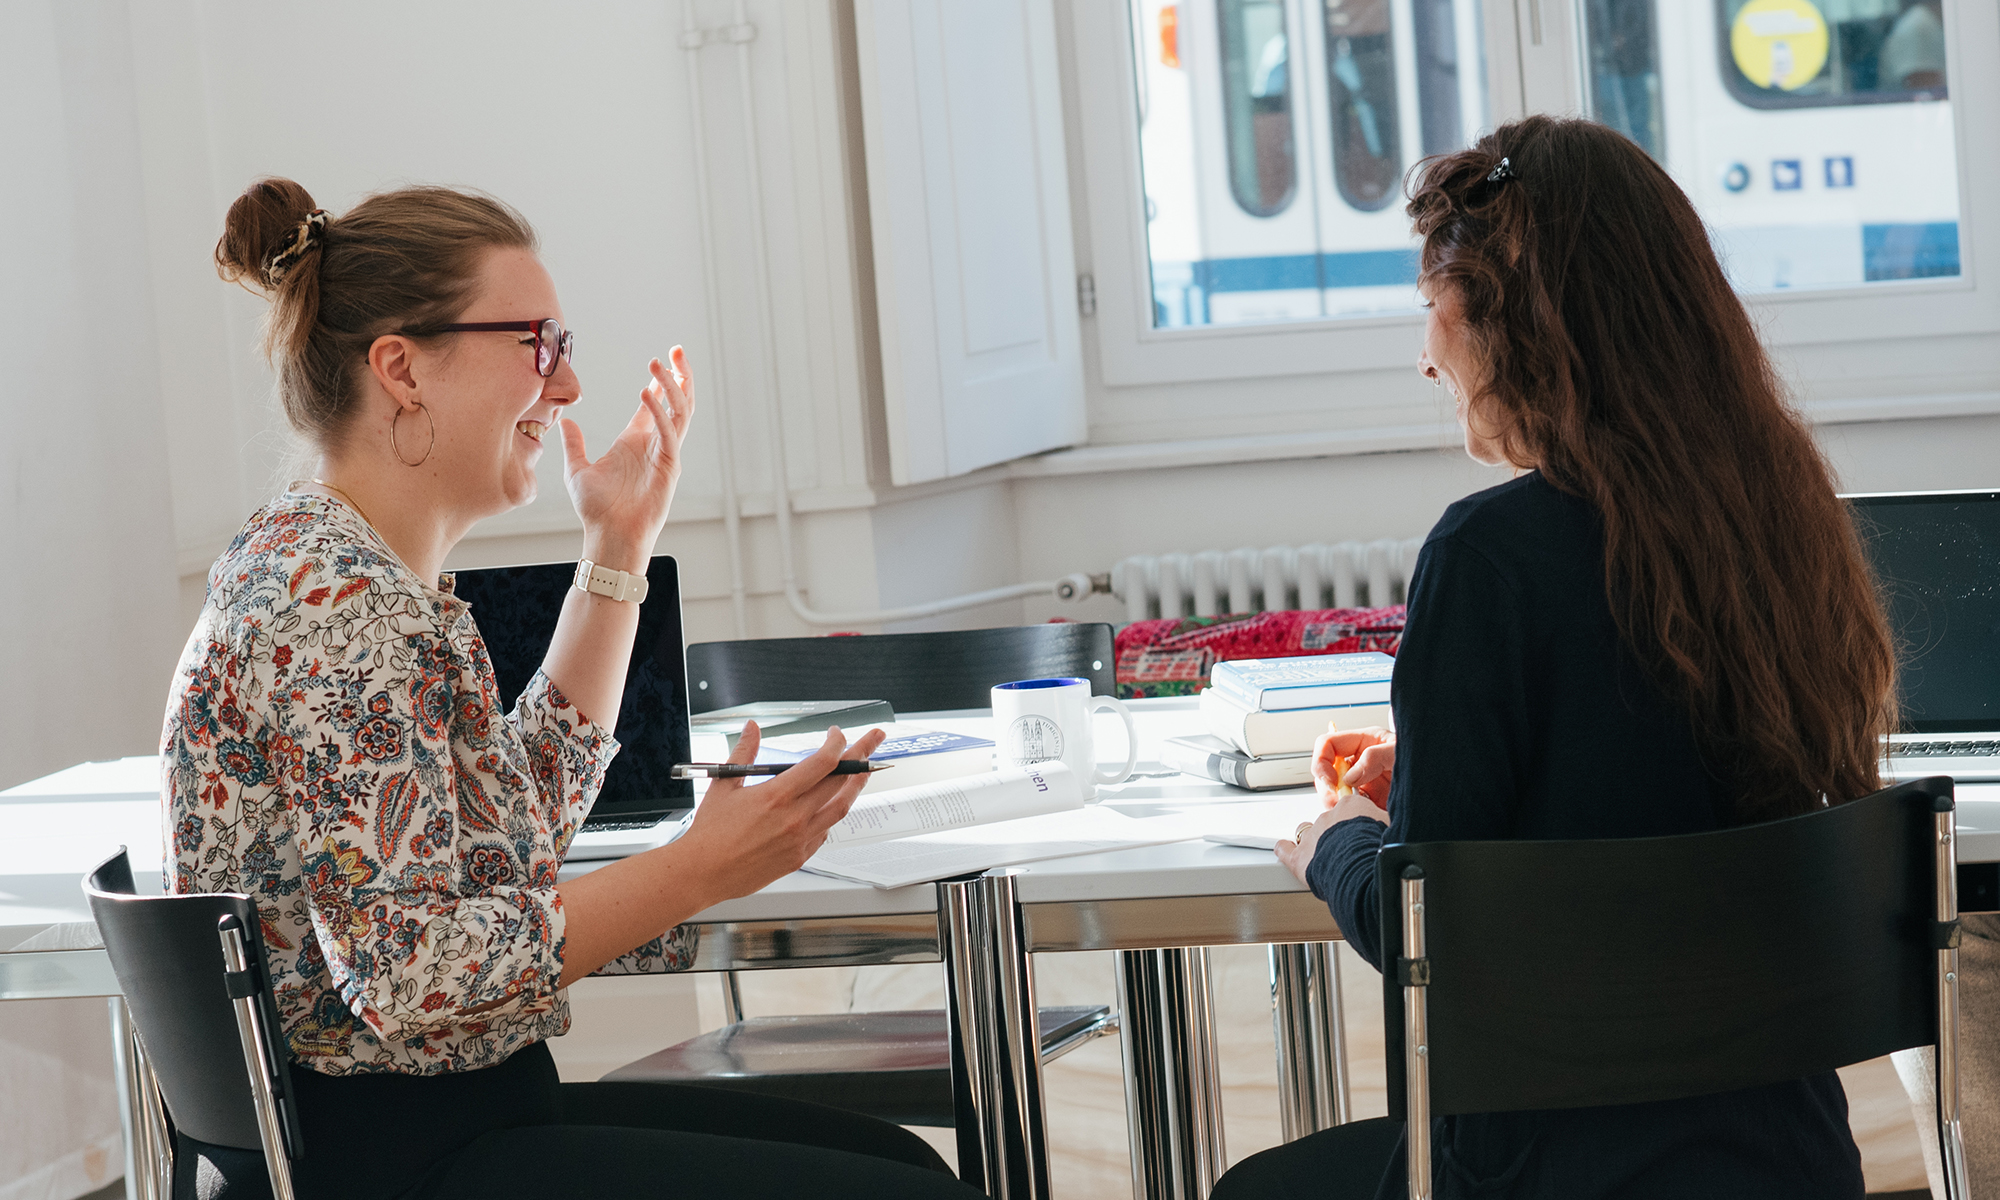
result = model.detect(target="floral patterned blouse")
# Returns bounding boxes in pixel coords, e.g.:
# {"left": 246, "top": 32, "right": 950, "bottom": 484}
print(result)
{"left": 163, "top": 492, "right": 692, "bottom": 1076}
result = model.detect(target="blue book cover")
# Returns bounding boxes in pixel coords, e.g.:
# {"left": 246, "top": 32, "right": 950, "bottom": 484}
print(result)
{"left": 1210, "top": 652, "right": 1396, "bottom": 711}
{"left": 757, "top": 728, "right": 995, "bottom": 765}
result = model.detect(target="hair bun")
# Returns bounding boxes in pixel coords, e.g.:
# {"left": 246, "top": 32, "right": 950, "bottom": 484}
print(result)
{"left": 215, "top": 178, "right": 322, "bottom": 292}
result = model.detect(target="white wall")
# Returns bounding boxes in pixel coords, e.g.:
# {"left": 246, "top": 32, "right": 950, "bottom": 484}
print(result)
{"left": 9, "top": 0, "right": 2000, "bottom": 791}
{"left": 122, "top": 0, "right": 897, "bottom": 666}
{"left": 1, "top": 0, "right": 184, "bottom": 792}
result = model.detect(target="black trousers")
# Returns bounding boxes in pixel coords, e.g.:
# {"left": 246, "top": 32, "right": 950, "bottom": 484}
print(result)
{"left": 1211, "top": 1116, "right": 1405, "bottom": 1200}
{"left": 177, "top": 1041, "right": 982, "bottom": 1200}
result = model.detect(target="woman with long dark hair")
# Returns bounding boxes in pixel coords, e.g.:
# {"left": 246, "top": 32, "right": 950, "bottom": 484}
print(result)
{"left": 1219, "top": 115, "right": 1898, "bottom": 1198}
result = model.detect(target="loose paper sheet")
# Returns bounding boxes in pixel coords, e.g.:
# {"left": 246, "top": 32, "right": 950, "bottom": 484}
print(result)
{"left": 823, "top": 763, "right": 1081, "bottom": 847}
{"left": 805, "top": 806, "right": 1205, "bottom": 889}
{"left": 1196, "top": 795, "right": 1337, "bottom": 850}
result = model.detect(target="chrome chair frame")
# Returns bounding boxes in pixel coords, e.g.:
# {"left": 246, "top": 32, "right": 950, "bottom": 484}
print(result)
{"left": 218, "top": 916, "right": 298, "bottom": 1200}
{"left": 83, "top": 849, "right": 300, "bottom": 1200}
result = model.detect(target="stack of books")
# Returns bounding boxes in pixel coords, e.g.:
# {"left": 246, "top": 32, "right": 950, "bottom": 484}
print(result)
{"left": 1164, "top": 652, "right": 1395, "bottom": 790}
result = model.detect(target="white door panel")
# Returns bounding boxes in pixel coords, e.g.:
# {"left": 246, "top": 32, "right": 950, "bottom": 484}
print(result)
{"left": 856, "top": 0, "right": 1087, "bottom": 485}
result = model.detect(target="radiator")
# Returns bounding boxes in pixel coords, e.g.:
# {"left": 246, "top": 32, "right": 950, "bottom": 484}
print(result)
{"left": 1109, "top": 540, "right": 1425, "bottom": 623}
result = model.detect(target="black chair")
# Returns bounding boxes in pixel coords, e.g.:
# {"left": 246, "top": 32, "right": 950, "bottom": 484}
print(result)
{"left": 1290, "top": 777, "right": 1970, "bottom": 1200}
{"left": 84, "top": 849, "right": 302, "bottom": 1200}
{"left": 615, "top": 622, "right": 1120, "bottom": 1129}
{"left": 602, "top": 1005, "right": 1118, "bottom": 1126}
{"left": 685, "top": 622, "right": 1117, "bottom": 714}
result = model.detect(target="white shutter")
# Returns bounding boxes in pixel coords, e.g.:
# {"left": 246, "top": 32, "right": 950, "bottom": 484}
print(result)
{"left": 855, "top": 0, "right": 1088, "bottom": 486}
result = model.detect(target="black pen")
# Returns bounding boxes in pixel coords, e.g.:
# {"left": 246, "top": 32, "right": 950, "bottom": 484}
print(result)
{"left": 670, "top": 761, "right": 892, "bottom": 780}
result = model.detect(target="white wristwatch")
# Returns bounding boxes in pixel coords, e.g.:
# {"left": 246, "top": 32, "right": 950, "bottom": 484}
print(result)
{"left": 574, "top": 559, "right": 649, "bottom": 604}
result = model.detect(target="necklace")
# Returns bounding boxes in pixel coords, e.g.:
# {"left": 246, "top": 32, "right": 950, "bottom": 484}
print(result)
{"left": 308, "top": 478, "right": 375, "bottom": 530}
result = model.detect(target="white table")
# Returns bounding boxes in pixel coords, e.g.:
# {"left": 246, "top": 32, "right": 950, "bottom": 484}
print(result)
{"left": 9, "top": 700, "right": 2000, "bottom": 1200}
{"left": 559, "top": 700, "right": 1347, "bottom": 1199}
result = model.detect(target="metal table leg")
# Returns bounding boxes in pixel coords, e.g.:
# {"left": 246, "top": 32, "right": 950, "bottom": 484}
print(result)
{"left": 1116, "top": 947, "right": 1227, "bottom": 1200}
{"left": 110, "top": 997, "right": 173, "bottom": 1200}
{"left": 941, "top": 872, "right": 1053, "bottom": 1199}
{"left": 1269, "top": 941, "right": 1350, "bottom": 1140}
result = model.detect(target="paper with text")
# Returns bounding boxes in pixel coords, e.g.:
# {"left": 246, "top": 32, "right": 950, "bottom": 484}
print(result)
{"left": 823, "top": 762, "right": 1082, "bottom": 847}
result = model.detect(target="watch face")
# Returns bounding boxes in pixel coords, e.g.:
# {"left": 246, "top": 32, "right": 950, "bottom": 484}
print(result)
{"left": 1006, "top": 714, "right": 1065, "bottom": 763}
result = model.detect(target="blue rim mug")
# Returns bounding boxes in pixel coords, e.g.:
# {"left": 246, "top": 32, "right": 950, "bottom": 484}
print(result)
{"left": 990, "top": 677, "right": 1139, "bottom": 800}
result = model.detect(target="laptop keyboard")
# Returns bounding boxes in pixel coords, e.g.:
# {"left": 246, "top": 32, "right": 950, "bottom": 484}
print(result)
{"left": 585, "top": 818, "right": 666, "bottom": 831}
{"left": 1891, "top": 741, "right": 2000, "bottom": 757}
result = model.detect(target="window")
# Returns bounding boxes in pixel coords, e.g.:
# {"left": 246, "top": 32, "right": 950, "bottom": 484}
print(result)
{"left": 1076, "top": 0, "right": 1995, "bottom": 400}
{"left": 1581, "top": 0, "right": 1664, "bottom": 159}
{"left": 1412, "top": 0, "right": 1481, "bottom": 156}
{"left": 1133, "top": 0, "right": 1491, "bottom": 329}
{"left": 1324, "top": 0, "right": 1402, "bottom": 211}
{"left": 1581, "top": 0, "right": 1961, "bottom": 291}
{"left": 1218, "top": 0, "right": 1297, "bottom": 216}
{"left": 1717, "top": 0, "right": 1947, "bottom": 108}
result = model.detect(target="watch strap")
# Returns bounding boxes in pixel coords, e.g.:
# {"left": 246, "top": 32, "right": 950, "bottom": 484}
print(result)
{"left": 574, "top": 559, "right": 649, "bottom": 603}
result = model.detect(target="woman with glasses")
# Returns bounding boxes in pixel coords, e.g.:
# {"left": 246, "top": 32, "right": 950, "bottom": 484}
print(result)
{"left": 1217, "top": 117, "right": 1898, "bottom": 1199}
{"left": 163, "top": 178, "right": 979, "bottom": 1200}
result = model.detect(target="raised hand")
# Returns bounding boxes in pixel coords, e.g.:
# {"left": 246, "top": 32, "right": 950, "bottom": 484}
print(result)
{"left": 560, "top": 346, "right": 694, "bottom": 556}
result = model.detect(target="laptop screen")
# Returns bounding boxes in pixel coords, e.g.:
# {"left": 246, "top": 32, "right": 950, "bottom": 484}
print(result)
{"left": 449, "top": 556, "right": 694, "bottom": 819}
{"left": 1846, "top": 490, "right": 2000, "bottom": 734}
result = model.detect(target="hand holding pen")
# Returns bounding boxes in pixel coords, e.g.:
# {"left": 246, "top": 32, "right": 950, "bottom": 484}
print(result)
{"left": 673, "top": 760, "right": 891, "bottom": 779}
{"left": 668, "top": 722, "right": 888, "bottom": 899}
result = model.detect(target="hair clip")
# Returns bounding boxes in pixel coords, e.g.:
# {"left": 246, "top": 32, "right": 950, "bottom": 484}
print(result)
{"left": 264, "top": 210, "right": 329, "bottom": 287}
{"left": 1485, "top": 157, "right": 1517, "bottom": 184}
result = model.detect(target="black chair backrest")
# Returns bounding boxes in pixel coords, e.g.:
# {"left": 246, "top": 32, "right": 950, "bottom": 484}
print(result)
{"left": 84, "top": 848, "right": 302, "bottom": 1158}
{"left": 686, "top": 623, "right": 1117, "bottom": 714}
{"left": 1378, "top": 777, "right": 1947, "bottom": 1117}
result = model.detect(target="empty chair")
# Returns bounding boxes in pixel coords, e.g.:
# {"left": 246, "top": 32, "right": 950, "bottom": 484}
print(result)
{"left": 686, "top": 623, "right": 1116, "bottom": 714}
{"left": 84, "top": 848, "right": 302, "bottom": 1200}
{"left": 604, "top": 1006, "right": 1117, "bottom": 1127}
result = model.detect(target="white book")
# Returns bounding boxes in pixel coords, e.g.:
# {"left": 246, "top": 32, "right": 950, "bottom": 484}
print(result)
{"left": 1199, "top": 686, "right": 1393, "bottom": 758}
{"left": 822, "top": 763, "right": 1082, "bottom": 847}
{"left": 1209, "top": 652, "right": 1396, "bottom": 711}
{"left": 1162, "top": 734, "right": 1314, "bottom": 791}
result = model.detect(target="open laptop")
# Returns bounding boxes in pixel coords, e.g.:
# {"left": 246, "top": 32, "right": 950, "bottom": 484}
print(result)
{"left": 1846, "top": 489, "right": 2000, "bottom": 781}
{"left": 449, "top": 555, "right": 695, "bottom": 855}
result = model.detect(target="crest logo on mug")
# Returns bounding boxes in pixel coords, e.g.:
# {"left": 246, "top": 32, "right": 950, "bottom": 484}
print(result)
{"left": 1006, "top": 715, "right": 1065, "bottom": 762}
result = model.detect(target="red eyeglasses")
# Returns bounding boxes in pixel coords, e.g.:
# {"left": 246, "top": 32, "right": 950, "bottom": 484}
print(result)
{"left": 419, "top": 318, "right": 576, "bottom": 377}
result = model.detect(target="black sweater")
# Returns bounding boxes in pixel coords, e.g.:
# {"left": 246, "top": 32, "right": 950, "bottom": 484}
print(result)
{"left": 1307, "top": 473, "right": 1863, "bottom": 1199}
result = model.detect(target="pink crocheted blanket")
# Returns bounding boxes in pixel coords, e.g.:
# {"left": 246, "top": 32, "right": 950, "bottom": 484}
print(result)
{"left": 1114, "top": 607, "right": 1405, "bottom": 699}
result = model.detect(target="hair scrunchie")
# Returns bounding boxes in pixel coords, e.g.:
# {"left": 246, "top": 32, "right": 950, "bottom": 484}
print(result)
{"left": 264, "top": 209, "right": 329, "bottom": 287}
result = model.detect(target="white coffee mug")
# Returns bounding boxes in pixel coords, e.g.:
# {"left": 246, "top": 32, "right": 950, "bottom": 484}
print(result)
{"left": 990, "top": 677, "right": 1138, "bottom": 800}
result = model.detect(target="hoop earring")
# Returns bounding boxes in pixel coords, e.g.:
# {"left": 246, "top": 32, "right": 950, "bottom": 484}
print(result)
{"left": 391, "top": 402, "right": 436, "bottom": 467}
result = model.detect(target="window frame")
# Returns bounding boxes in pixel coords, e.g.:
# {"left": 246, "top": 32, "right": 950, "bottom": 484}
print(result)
{"left": 1071, "top": 0, "right": 2000, "bottom": 422}
{"left": 1215, "top": 0, "right": 1302, "bottom": 218}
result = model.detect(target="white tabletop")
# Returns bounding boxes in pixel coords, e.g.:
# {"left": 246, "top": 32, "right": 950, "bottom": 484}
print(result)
{"left": 9, "top": 700, "right": 1999, "bottom": 943}
{"left": 570, "top": 697, "right": 1319, "bottom": 922}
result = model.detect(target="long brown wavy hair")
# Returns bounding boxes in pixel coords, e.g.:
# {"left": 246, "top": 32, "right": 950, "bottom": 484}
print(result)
{"left": 1406, "top": 116, "right": 1895, "bottom": 823}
